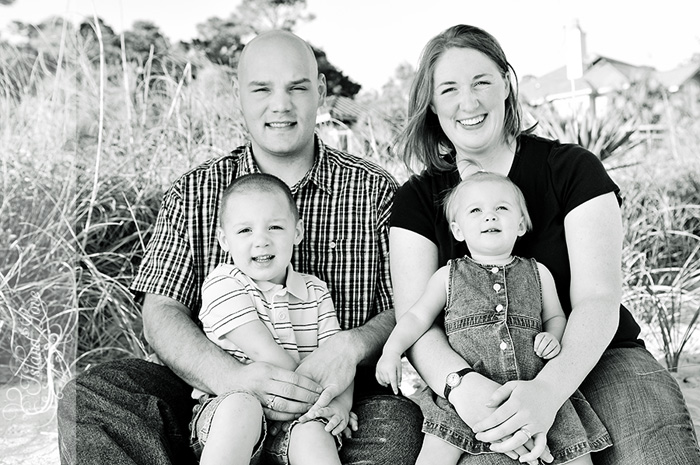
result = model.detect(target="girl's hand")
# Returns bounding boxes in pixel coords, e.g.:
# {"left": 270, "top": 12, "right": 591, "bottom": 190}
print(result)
{"left": 534, "top": 332, "right": 561, "bottom": 359}
{"left": 375, "top": 351, "right": 402, "bottom": 394}
{"left": 300, "top": 401, "right": 357, "bottom": 436}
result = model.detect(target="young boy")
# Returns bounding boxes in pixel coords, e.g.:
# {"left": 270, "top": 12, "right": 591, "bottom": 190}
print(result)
{"left": 192, "top": 173, "right": 355, "bottom": 465}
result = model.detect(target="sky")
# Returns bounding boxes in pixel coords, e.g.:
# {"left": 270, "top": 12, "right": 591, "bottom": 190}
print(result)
{"left": 1, "top": 0, "right": 699, "bottom": 92}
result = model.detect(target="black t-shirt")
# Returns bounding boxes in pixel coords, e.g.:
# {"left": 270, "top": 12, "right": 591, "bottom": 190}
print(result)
{"left": 391, "top": 133, "right": 643, "bottom": 348}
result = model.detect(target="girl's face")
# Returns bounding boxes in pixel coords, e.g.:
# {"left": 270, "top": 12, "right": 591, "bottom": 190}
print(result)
{"left": 430, "top": 47, "right": 510, "bottom": 158}
{"left": 449, "top": 180, "right": 526, "bottom": 264}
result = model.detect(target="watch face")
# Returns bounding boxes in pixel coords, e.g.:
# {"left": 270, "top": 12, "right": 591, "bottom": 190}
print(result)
{"left": 446, "top": 372, "right": 460, "bottom": 387}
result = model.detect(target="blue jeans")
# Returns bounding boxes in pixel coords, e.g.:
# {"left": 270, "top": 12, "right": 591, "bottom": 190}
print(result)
{"left": 454, "top": 346, "right": 700, "bottom": 465}
{"left": 58, "top": 358, "right": 423, "bottom": 465}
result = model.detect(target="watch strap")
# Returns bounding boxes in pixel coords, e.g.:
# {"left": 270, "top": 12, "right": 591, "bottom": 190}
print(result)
{"left": 443, "top": 367, "right": 476, "bottom": 400}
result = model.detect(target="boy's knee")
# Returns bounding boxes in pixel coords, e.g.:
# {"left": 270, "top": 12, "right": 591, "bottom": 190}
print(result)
{"left": 215, "top": 391, "right": 263, "bottom": 422}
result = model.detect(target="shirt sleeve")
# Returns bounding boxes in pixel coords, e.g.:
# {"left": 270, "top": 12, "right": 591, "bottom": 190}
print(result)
{"left": 550, "top": 143, "right": 621, "bottom": 215}
{"left": 315, "top": 279, "right": 341, "bottom": 345}
{"left": 199, "top": 273, "right": 260, "bottom": 341}
{"left": 373, "top": 178, "right": 398, "bottom": 315}
{"left": 390, "top": 175, "right": 439, "bottom": 245}
{"left": 130, "top": 185, "right": 197, "bottom": 309}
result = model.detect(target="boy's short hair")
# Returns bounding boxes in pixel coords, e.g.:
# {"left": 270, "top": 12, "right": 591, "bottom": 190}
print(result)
{"left": 219, "top": 173, "right": 299, "bottom": 224}
{"left": 444, "top": 171, "right": 532, "bottom": 231}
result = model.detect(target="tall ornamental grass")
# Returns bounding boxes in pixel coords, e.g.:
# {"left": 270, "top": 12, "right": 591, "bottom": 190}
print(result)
{"left": 0, "top": 28, "right": 246, "bottom": 414}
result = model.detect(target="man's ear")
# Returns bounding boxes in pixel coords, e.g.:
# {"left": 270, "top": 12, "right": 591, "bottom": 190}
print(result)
{"left": 450, "top": 221, "right": 465, "bottom": 242}
{"left": 216, "top": 226, "right": 229, "bottom": 252}
{"left": 318, "top": 73, "right": 327, "bottom": 105}
{"left": 293, "top": 219, "right": 304, "bottom": 246}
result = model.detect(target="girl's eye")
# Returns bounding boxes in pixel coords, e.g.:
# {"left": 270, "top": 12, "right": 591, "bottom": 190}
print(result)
{"left": 237, "top": 228, "right": 252, "bottom": 234}
{"left": 269, "top": 225, "right": 283, "bottom": 230}
{"left": 474, "top": 80, "right": 491, "bottom": 87}
{"left": 496, "top": 206, "right": 509, "bottom": 211}
{"left": 439, "top": 87, "right": 456, "bottom": 95}
{"left": 469, "top": 208, "right": 481, "bottom": 214}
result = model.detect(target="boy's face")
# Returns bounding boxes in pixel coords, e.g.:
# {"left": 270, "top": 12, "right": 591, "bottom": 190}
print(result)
{"left": 217, "top": 189, "right": 303, "bottom": 285}
{"left": 449, "top": 181, "right": 526, "bottom": 261}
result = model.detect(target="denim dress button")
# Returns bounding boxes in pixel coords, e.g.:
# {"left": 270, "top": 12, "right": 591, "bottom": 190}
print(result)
{"left": 495, "top": 304, "right": 504, "bottom": 312}
{"left": 493, "top": 283, "right": 501, "bottom": 291}
{"left": 491, "top": 267, "right": 499, "bottom": 274}
{"left": 499, "top": 341, "right": 508, "bottom": 350}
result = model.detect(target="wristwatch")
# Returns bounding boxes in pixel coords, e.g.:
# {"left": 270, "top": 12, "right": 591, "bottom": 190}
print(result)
{"left": 444, "top": 367, "right": 476, "bottom": 401}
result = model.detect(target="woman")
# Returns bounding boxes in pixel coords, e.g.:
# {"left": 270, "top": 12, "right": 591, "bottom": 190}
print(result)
{"left": 390, "top": 24, "right": 700, "bottom": 465}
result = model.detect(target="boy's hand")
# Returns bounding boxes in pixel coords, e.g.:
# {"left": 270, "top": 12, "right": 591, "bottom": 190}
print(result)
{"left": 299, "top": 400, "right": 358, "bottom": 436}
{"left": 533, "top": 332, "right": 561, "bottom": 359}
{"left": 375, "top": 351, "right": 402, "bottom": 394}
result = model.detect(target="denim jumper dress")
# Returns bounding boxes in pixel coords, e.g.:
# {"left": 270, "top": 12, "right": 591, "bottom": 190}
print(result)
{"left": 420, "top": 256, "right": 612, "bottom": 464}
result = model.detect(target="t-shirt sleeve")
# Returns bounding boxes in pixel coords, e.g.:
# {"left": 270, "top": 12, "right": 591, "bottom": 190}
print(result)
{"left": 199, "top": 273, "right": 260, "bottom": 341}
{"left": 130, "top": 185, "right": 197, "bottom": 309}
{"left": 314, "top": 279, "right": 341, "bottom": 345}
{"left": 390, "top": 176, "right": 439, "bottom": 245}
{"left": 550, "top": 143, "right": 621, "bottom": 216}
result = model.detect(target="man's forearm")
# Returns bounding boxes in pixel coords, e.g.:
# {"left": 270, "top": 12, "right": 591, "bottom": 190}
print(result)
{"left": 346, "top": 309, "right": 396, "bottom": 366}
{"left": 142, "top": 293, "right": 243, "bottom": 395}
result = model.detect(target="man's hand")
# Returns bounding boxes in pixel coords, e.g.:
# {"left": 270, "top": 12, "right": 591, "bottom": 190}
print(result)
{"left": 534, "top": 332, "right": 561, "bottom": 359}
{"left": 295, "top": 333, "right": 357, "bottom": 410}
{"left": 375, "top": 351, "right": 402, "bottom": 394}
{"left": 239, "top": 361, "right": 323, "bottom": 421}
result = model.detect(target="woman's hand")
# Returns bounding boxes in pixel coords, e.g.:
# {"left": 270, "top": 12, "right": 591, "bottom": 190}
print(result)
{"left": 471, "top": 378, "right": 561, "bottom": 459}
{"left": 450, "top": 374, "right": 554, "bottom": 464}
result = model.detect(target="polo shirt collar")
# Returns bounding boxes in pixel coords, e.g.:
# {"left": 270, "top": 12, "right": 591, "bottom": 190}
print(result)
{"left": 235, "top": 134, "right": 333, "bottom": 196}
{"left": 250, "top": 264, "right": 309, "bottom": 300}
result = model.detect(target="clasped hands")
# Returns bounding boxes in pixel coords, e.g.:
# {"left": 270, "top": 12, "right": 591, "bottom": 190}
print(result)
{"left": 376, "top": 350, "right": 558, "bottom": 465}
{"left": 238, "top": 336, "right": 359, "bottom": 437}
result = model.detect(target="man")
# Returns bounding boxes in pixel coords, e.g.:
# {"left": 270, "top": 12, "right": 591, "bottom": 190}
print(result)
{"left": 58, "top": 30, "right": 423, "bottom": 465}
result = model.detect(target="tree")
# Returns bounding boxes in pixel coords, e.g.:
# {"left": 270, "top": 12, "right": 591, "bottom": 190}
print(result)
{"left": 193, "top": 16, "right": 246, "bottom": 67}
{"left": 123, "top": 20, "right": 171, "bottom": 67}
{"left": 78, "top": 17, "right": 122, "bottom": 65}
{"left": 235, "top": 0, "right": 315, "bottom": 34}
{"left": 314, "top": 47, "right": 360, "bottom": 98}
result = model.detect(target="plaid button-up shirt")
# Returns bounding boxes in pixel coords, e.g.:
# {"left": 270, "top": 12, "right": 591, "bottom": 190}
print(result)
{"left": 131, "top": 136, "right": 398, "bottom": 330}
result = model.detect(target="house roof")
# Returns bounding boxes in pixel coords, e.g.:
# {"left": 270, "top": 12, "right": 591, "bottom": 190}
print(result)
{"left": 319, "top": 95, "right": 366, "bottom": 124}
{"left": 520, "top": 56, "right": 654, "bottom": 105}
{"left": 655, "top": 61, "right": 700, "bottom": 92}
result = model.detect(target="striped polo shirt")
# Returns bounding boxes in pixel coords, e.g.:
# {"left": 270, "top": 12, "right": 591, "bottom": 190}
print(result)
{"left": 199, "top": 263, "right": 340, "bottom": 363}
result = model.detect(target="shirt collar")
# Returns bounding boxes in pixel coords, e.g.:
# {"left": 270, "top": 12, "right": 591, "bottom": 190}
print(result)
{"left": 235, "top": 134, "right": 333, "bottom": 196}
{"left": 248, "top": 263, "right": 309, "bottom": 300}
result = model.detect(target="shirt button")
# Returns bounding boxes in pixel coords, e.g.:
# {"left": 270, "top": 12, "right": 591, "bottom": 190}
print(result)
{"left": 493, "top": 283, "right": 501, "bottom": 292}
{"left": 329, "top": 241, "right": 336, "bottom": 249}
{"left": 500, "top": 341, "right": 508, "bottom": 350}
{"left": 495, "top": 304, "right": 504, "bottom": 312}
{"left": 277, "top": 312, "right": 286, "bottom": 320}
{"left": 491, "top": 267, "right": 499, "bottom": 274}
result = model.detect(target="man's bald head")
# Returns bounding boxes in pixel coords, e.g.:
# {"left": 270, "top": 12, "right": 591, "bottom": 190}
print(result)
{"left": 238, "top": 30, "right": 319, "bottom": 77}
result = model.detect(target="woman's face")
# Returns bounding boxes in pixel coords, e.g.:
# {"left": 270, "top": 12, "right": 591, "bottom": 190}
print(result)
{"left": 430, "top": 47, "right": 510, "bottom": 158}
